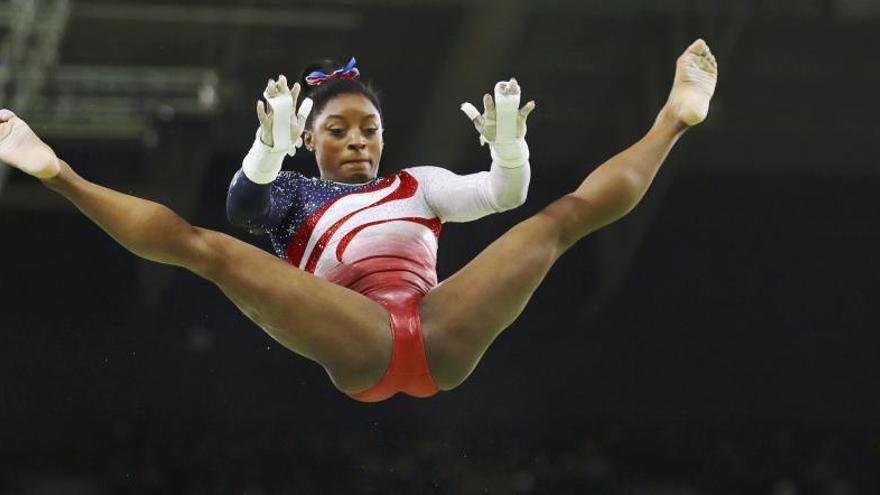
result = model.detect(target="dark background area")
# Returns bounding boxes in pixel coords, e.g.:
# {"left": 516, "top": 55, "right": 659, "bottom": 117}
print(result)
{"left": 1, "top": 0, "right": 879, "bottom": 493}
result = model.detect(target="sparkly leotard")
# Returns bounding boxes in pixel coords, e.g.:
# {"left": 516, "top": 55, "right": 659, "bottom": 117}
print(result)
{"left": 227, "top": 163, "right": 528, "bottom": 401}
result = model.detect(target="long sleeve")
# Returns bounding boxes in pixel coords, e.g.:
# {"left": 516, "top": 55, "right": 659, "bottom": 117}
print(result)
{"left": 226, "top": 169, "right": 296, "bottom": 234}
{"left": 409, "top": 159, "right": 530, "bottom": 223}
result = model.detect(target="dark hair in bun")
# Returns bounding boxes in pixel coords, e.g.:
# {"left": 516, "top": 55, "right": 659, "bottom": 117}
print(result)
{"left": 299, "top": 59, "right": 382, "bottom": 129}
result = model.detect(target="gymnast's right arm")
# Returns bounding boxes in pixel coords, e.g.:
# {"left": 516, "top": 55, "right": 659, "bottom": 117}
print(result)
{"left": 226, "top": 167, "right": 288, "bottom": 233}
{"left": 227, "top": 75, "right": 313, "bottom": 232}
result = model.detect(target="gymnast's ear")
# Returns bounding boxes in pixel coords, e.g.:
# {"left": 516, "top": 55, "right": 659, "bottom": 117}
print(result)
{"left": 303, "top": 129, "right": 314, "bottom": 152}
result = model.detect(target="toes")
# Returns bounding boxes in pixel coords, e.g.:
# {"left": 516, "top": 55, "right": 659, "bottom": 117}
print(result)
{"left": 689, "top": 38, "right": 708, "bottom": 54}
{"left": 0, "top": 108, "right": 17, "bottom": 122}
{"left": 695, "top": 50, "right": 718, "bottom": 73}
{"left": 681, "top": 39, "right": 713, "bottom": 64}
{"left": 679, "top": 39, "right": 717, "bottom": 73}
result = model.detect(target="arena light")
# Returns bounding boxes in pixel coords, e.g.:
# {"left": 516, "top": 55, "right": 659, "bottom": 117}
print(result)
{"left": 72, "top": 3, "right": 361, "bottom": 30}
{"left": 0, "top": 0, "right": 70, "bottom": 195}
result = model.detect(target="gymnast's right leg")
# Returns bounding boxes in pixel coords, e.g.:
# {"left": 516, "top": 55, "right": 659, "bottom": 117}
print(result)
{"left": 0, "top": 110, "right": 390, "bottom": 394}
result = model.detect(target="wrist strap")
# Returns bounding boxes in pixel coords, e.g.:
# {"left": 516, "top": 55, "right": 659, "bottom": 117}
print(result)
{"left": 490, "top": 139, "right": 529, "bottom": 169}
{"left": 243, "top": 128, "right": 286, "bottom": 184}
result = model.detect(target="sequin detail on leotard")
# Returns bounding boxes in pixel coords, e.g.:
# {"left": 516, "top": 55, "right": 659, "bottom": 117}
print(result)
{"left": 226, "top": 168, "right": 453, "bottom": 401}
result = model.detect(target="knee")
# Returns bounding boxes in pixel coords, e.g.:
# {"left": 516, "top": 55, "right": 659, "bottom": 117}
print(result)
{"left": 537, "top": 194, "right": 597, "bottom": 249}
{"left": 184, "top": 227, "right": 228, "bottom": 278}
{"left": 423, "top": 328, "right": 482, "bottom": 391}
{"left": 326, "top": 350, "right": 390, "bottom": 395}
{"left": 432, "top": 368, "right": 472, "bottom": 392}
{"left": 430, "top": 353, "right": 479, "bottom": 392}
{"left": 321, "top": 322, "right": 393, "bottom": 395}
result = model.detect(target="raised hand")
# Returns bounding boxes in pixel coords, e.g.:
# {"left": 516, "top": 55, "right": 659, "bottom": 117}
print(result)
{"left": 256, "top": 75, "right": 313, "bottom": 152}
{"left": 0, "top": 109, "right": 60, "bottom": 179}
{"left": 461, "top": 78, "right": 535, "bottom": 145}
{"left": 461, "top": 78, "right": 535, "bottom": 168}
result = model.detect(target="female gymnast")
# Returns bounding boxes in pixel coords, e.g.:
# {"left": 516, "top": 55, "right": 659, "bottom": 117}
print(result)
{"left": 0, "top": 39, "right": 717, "bottom": 402}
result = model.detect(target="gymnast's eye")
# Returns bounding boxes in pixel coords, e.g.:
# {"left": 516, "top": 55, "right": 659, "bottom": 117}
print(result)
{"left": 363, "top": 128, "right": 379, "bottom": 137}
{"left": 329, "top": 128, "right": 346, "bottom": 137}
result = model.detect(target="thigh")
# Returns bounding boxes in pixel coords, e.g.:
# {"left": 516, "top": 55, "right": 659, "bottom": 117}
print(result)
{"left": 191, "top": 227, "right": 392, "bottom": 394}
{"left": 420, "top": 195, "right": 586, "bottom": 390}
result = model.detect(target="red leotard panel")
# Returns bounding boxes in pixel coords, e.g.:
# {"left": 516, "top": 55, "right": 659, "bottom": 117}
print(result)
{"left": 325, "top": 257, "right": 439, "bottom": 402}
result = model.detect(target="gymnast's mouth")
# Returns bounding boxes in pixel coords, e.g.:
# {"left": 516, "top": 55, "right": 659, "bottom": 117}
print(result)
{"left": 341, "top": 158, "right": 372, "bottom": 166}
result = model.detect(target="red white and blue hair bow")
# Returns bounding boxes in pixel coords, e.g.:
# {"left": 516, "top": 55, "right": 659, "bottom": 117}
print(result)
{"left": 305, "top": 57, "right": 361, "bottom": 86}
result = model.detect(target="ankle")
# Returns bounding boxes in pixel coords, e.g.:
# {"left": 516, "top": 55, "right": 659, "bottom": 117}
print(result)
{"left": 653, "top": 105, "right": 689, "bottom": 136}
{"left": 40, "top": 158, "right": 72, "bottom": 190}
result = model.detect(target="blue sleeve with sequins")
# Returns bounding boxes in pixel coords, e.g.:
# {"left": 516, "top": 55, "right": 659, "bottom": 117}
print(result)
{"left": 226, "top": 169, "right": 300, "bottom": 234}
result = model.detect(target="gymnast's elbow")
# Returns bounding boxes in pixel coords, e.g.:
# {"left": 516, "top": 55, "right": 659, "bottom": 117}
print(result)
{"left": 492, "top": 190, "right": 528, "bottom": 212}
{"left": 225, "top": 201, "right": 267, "bottom": 234}
{"left": 225, "top": 197, "right": 246, "bottom": 227}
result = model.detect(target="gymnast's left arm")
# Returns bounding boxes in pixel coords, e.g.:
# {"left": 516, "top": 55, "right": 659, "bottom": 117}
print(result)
{"left": 415, "top": 79, "right": 535, "bottom": 222}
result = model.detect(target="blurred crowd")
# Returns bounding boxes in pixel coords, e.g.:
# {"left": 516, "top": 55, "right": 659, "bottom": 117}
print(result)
{"left": 2, "top": 420, "right": 878, "bottom": 494}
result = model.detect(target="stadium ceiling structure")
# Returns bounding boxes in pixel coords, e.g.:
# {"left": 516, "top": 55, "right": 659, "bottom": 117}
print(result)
{"left": 0, "top": 0, "right": 876, "bottom": 310}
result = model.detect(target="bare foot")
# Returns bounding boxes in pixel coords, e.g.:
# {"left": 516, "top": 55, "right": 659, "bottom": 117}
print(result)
{"left": 666, "top": 39, "right": 718, "bottom": 127}
{"left": 0, "top": 109, "right": 60, "bottom": 179}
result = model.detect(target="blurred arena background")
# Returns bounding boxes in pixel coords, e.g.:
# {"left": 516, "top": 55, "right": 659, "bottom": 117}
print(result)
{"left": 1, "top": 0, "right": 879, "bottom": 493}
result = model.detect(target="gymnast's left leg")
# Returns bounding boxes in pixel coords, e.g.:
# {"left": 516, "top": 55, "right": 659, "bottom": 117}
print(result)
{"left": 420, "top": 39, "right": 718, "bottom": 389}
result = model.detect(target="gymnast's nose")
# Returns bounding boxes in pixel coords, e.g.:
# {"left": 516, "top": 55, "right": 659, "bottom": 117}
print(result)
{"left": 348, "top": 130, "right": 367, "bottom": 150}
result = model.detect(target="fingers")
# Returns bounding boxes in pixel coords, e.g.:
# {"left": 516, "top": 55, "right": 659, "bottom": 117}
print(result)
{"left": 290, "top": 83, "right": 309, "bottom": 138}
{"left": 518, "top": 100, "right": 536, "bottom": 121}
{"left": 459, "top": 102, "right": 486, "bottom": 132}
{"left": 460, "top": 102, "right": 480, "bottom": 121}
{"left": 297, "top": 97, "right": 313, "bottom": 120}
{"left": 293, "top": 97, "right": 313, "bottom": 135}
{"left": 256, "top": 100, "right": 271, "bottom": 131}
{"left": 508, "top": 77, "right": 520, "bottom": 94}
{"left": 497, "top": 77, "right": 520, "bottom": 96}
{"left": 265, "top": 74, "right": 291, "bottom": 98}
{"left": 290, "top": 81, "right": 301, "bottom": 107}
{"left": 276, "top": 75, "right": 288, "bottom": 95}
{"left": 482, "top": 93, "right": 495, "bottom": 118}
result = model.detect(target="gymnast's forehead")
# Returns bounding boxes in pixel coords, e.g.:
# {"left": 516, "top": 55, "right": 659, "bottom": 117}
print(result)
{"left": 313, "top": 94, "right": 382, "bottom": 125}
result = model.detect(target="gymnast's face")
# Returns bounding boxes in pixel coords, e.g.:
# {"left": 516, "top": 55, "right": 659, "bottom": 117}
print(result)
{"left": 304, "top": 93, "right": 384, "bottom": 184}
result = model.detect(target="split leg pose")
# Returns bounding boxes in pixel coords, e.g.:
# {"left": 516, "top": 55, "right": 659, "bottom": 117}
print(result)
{"left": 0, "top": 112, "right": 393, "bottom": 394}
{"left": 0, "top": 39, "right": 716, "bottom": 399}
{"left": 421, "top": 39, "right": 717, "bottom": 388}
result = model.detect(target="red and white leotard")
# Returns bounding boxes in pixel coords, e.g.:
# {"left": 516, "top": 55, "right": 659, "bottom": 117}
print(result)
{"left": 227, "top": 161, "right": 529, "bottom": 401}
